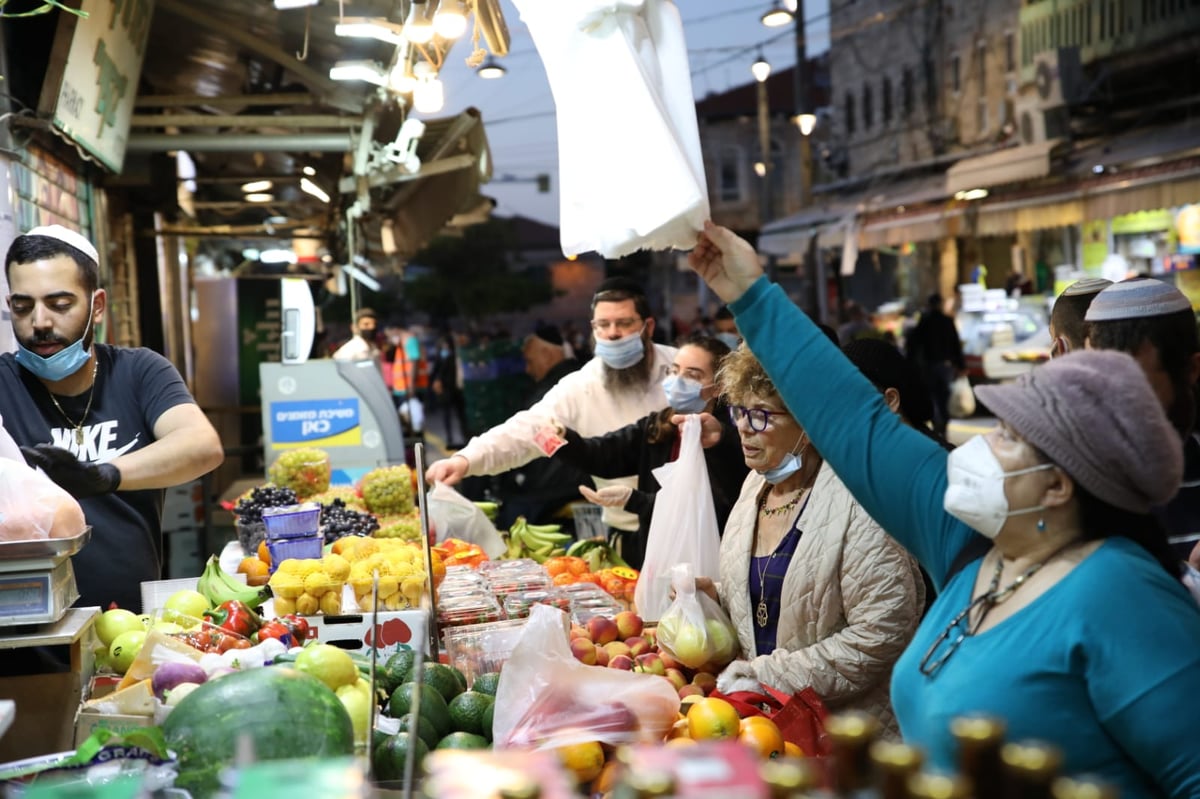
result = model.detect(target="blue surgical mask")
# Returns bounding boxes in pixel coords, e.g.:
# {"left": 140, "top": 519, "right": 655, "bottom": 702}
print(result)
{"left": 760, "top": 436, "right": 808, "bottom": 485}
{"left": 594, "top": 328, "right": 645, "bottom": 370}
{"left": 15, "top": 293, "right": 96, "bottom": 382}
{"left": 716, "top": 332, "right": 740, "bottom": 350}
{"left": 663, "top": 375, "right": 708, "bottom": 413}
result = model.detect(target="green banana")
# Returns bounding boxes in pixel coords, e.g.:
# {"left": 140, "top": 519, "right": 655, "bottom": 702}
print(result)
{"left": 566, "top": 539, "right": 600, "bottom": 558}
{"left": 520, "top": 526, "right": 572, "bottom": 547}
{"left": 198, "top": 555, "right": 271, "bottom": 609}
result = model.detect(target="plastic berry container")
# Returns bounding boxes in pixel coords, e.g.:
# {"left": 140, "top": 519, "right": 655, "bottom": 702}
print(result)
{"left": 502, "top": 588, "right": 571, "bottom": 620}
{"left": 437, "top": 594, "right": 504, "bottom": 630}
{"left": 487, "top": 572, "right": 552, "bottom": 599}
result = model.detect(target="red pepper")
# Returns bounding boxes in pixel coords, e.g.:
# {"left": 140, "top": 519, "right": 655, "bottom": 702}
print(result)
{"left": 256, "top": 620, "right": 294, "bottom": 648}
{"left": 280, "top": 614, "right": 310, "bottom": 644}
{"left": 204, "top": 600, "right": 262, "bottom": 638}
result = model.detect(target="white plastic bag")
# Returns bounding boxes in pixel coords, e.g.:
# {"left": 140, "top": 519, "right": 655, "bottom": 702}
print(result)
{"left": 492, "top": 605, "right": 679, "bottom": 749}
{"left": 655, "top": 563, "right": 739, "bottom": 671}
{"left": 634, "top": 416, "right": 721, "bottom": 621}
{"left": 948, "top": 375, "right": 976, "bottom": 419}
{"left": 427, "top": 482, "right": 506, "bottom": 558}
{"left": 0, "top": 458, "right": 85, "bottom": 541}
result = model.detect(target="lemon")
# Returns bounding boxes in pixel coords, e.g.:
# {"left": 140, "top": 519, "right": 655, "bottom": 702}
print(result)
{"left": 294, "top": 643, "right": 359, "bottom": 691}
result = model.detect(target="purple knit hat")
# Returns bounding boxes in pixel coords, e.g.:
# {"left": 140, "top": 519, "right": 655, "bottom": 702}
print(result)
{"left": 975, "top": 350, "right": 1182, "bottom": 513}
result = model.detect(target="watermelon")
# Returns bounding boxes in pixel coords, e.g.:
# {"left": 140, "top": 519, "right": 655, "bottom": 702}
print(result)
{"left": 163, "top": 666, "right": 354, "bottom": 798}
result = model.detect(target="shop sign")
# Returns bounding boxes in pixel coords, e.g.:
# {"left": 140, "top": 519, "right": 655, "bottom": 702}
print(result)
{"left": 1177, "top": 205, "right": 1200, "bottom": 255}
{"left": 11, "top": 148, "right": 91, "bottom": 232}
{"left": 1110, "top": 209, "right": 1173, "bottom": 236}
{"left": 269, "top": 399, "right": 363, "bottom": 450}
{"left": 49, "top": 0, "right": 155, "bottom": 173}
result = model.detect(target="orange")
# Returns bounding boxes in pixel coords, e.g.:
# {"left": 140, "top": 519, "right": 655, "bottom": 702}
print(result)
{"left": 783, "top": 741, "right": 805, "bottom": 758}
{"left": 593, "top": 760, "right": 621, "bottom": 794}
{"left": 257, "top": 539, "right": 271, "bottom": 565}
{"left": 555, "top": 740, "right": 605, "bottom": 784}
{"left": 686, "top": 697, "right": 741, "bottom": 741}
{"left": 666, "top": 718, "right": 691, "bottom": 741}
{"left": 738, "top": 716, "right": 785, "bottom": 759}
{"left": 544, "top": 557, "right": 570, "bottom": 578}
{"left": 237, "top": 557, "right": 270, "bottom": 586}
{"left": 553, "top": 573, "right": 577, "bottom": 586}
{"left": 665, "top": 736, "right": 697, "bottom": 748}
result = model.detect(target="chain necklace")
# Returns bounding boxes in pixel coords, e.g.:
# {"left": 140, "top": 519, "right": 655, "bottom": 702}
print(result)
{"left": 47, "top": 360, "right": 98, "bottom": 445}
{"left": 759, "top": 487, "right": 805, "bottom": 518}
{"left": 753, "top": 486, "right": 811, "bottom": 628}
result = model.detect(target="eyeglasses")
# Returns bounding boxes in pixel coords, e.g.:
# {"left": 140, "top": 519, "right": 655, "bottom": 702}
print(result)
{"left": 591, "top": 318, "right": 644, "bottom": 335}
{"left": 917, "top": 593, "right": 991, "bottom": 677}
{"left": 727, "top": 405, "right": 789, "bottom": 432}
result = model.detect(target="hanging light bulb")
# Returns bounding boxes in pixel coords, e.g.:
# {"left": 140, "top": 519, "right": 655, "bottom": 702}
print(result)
{"left": 413, "top": 77, "right": 445, "bottom": 113}
{"left": 403, "top": 0, "right": 436, "bottom": 43}
{"left": 433, "top": 0, "right": 467, "bottom": 39}
{"left": 476, "top": 55, "right": 506, "bottom": 79}
{"left": 751, "top": 53, "right": 771, "bottom": 83}
{"left": 794, "top": 113, "right": 817, "bottom": 136}
{"left": 761, "top": 0, "right": 793, "bottom": 27}
{"left": 389, "top": 61, "right": 417, "bottom": 93}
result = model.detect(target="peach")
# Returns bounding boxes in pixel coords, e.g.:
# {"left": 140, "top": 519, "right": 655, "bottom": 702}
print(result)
{"left": 692, "top": 672, "right": 717, "bottom": 695}
{"left": 614, "top": 610, "right": 644, "bottom": 639}
{"left": 643, "top": 628, "right": 657, "bottom": 648}
{"left": 678, "top": 684, "right": 705, "bottom": 700}
{"left": 664, "top": 667, "right": 688, "bottom": 691}
{"left": 570, "top": 637, "right": 598, "bottom": 665}
{"left": 625, "top": 636, "right": 652, "bottom": 657}
{"left": 609, "top": 654, "right": 634, "bottom": 671}
{"left": 570, "top": 623, "right": 590, "bottom": 641}
{"left": 588, "top": 616, "right": 620, "bottom": 646}
{"left": 594, "top": 645, "right": 610, "bottom": 667}
{"left": 658, "top": 651, "right": 681, "bottom": 671}
{"left": 635, "top": 653, "right": 665, "bottom": 676}
{"left": 604, "top": 640, "right": 632, "bottom": 659}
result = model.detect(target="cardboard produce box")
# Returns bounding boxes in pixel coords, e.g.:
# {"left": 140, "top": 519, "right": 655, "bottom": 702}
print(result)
{"left": 304, "top": 610, "right": 429, "bottom": 656}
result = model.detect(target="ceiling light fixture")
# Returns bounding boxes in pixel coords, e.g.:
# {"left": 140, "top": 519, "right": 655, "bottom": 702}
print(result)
{"left": 389, "top": 61, "right": 417, "bottom": 93}
{"left": 954, "top": 188, "right": 989, "bottom": 201}
{"left": 300, "top": 177, "right": 331, "bottom": 203}
{"left": 335, "top": 18, "right": 407, "bottom": 45}
{"left": 241, "top": 179, "right": 273, "bottom": 193}
{"left": 794, "top": 113, "right": 817, "bottom": 136}
{"left": 751, "top": 53, "right": 771, "bottom": 83}
{"left": 302, "top": 165, "right": 316, "bottom": 176}
{"left": 403, "top": 0, "right": 436, "bottom": 44}
{"left": 273, "top": 0, "right": 318, "bottom": 9}
{"left": 329, "top": 60, "right": 388, "bottom": 85}
{"left": 761, "top": 0, "right": 793, "bottom": 27}
{"left": 412, "top": 77, "right": 445, "bottom": 114}
{"left": 476, "top": 56, "right": 506, "bottom": 79}
{"left": 245, "top": 193, "right": 275, "bottom": 203}
{"left": 433, "top": 0, "right": 467, "bottom": 39}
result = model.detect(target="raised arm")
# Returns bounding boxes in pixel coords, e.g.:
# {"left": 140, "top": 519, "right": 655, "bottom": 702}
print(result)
{"left": 556, "top": 416, "right": 650, "bottom": 479}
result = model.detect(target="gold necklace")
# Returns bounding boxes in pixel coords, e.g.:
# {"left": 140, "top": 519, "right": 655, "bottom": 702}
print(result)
{"left": 47, "top": 360, "right": 98, "bottom": 445}
{"left": 752, "top": 487, "right": 810, "bottom": 628}
{"left": 759, "top": 487, "right": 804, "bottom": 518}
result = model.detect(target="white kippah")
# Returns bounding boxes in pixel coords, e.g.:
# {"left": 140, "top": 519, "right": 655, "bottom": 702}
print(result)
{"left": 1061, "top": 277, "right": 1112, "bottom": 298}
{"left": 25, "top": 225, "right": 100, "bottom": 264}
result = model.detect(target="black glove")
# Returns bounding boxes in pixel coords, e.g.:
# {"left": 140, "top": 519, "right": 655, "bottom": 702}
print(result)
{"left": 21, "top": 444, "right": 121, "bottom": 498}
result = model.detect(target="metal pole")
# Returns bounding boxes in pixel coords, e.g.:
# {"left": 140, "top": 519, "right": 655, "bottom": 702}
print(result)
{"left": 757, "top": 79, "right": 772, "bottom": 223}
{"left": 793, "top": 3, "right": 810, "bottom": 208}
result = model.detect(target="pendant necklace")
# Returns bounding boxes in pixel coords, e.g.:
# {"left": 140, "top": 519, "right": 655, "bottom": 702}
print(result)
{"left": 47, "top": 360, "right": 98, "bottom": 445}
{"left": 753, "top": 485, "right": 811, "bottom": 628}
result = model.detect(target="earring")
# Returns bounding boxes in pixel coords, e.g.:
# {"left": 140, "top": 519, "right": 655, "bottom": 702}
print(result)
{"left": 1037, "top": 517, "right": 1046, "bottom": 533}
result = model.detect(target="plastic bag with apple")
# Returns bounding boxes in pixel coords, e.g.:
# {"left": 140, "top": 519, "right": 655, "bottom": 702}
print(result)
{"left": 654, "top": 562, "right": 739, "bottom": 671}
{"left": 492, "top": 604, "right": 680, "bottom": 749}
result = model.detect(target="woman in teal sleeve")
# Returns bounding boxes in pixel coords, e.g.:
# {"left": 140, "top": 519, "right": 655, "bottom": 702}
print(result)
{"left": 686, "top": 222, "right": 1200, "bottom": 799}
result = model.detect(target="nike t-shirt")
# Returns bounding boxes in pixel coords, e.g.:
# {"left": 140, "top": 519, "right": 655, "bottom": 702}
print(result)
{"left": 0, "top": 344, "right": 196, "bottom": 611}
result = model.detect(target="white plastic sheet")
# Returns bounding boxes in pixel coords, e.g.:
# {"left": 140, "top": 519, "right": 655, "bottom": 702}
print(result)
{"left": 512, "top": 0, "right": 710, "bottom": 257}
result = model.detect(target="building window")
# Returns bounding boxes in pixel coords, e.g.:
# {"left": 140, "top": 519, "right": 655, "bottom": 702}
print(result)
{"left": 717, "top": 147, "right": 743, "bottom": 203}
{"left": 950, "top": 53, "right": 961, "bottom": 93}
{"left": 882, "top": 77, "right": 894, "bottom": 125}
{"left": 1005, "top": 32, "right": 1016, "bottom": 72}
{"left": 862, "top": 83, "right": 874, "bottom": 130}
{"left": 845, "top": 91, "right": 857, "bottom": 135}
{"left": 901, "top": 67, "right": 915, "bottom": 117}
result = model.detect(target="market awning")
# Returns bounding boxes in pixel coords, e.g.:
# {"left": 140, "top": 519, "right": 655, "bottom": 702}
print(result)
{"left": 757, "top": 204, "right": 855, "bottom": 258}
{"left": 945, "top": 140, "right": 1063, "bottom": 197}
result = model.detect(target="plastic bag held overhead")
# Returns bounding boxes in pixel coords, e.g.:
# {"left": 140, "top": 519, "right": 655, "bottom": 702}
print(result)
{"left": 634, "top": 416, "right": 722, "bottom": 621}
{"left": 511, "top": 0, "right": 709, "bottom": 258}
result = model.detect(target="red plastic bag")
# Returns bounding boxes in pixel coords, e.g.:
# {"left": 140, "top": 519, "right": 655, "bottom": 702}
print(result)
{"left": 711, "top": 684, "right": 832, "bottom": 757}
{"left": 492, "top": 604, "right": 680, "bottom": 749}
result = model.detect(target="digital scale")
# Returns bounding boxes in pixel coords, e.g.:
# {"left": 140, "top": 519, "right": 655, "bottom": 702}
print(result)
{"left": 0, "top": 529, "right": 89, "bottom": 627}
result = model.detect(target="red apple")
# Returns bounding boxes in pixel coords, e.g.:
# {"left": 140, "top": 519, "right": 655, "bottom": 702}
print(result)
{"left": 570, "top": 637, "right": 598, "bottom": 665}
{"left": 678, "top": 684, "right": 705, "bottom": 700}
{"left": 570, "top": 623, "right": 590, "bottom": 641}
{"left": 609, "top": 654, "right": 634, "bottom": 671}
{"left": 604, "top": 640, "right": 631, "bottom": 659}
{"left": 588, "top": 616, "right": 620, "bottom": 646}
{"left": 664, "top": 667, "right": 688, "bottom": 691}
{"left": 692, "top": 672, "right": 717, "bottom": 695}
{"left": 614, "top": 610, "right": 644, "bottom": 639}
{"left": 594, "top": 645, "right": 610, "bottom": 667}
{"left": 625, "top": 636, "right": 652, "bottom": 657}
{"left": 635, "top": 653, "right": 665, "bottom": 676}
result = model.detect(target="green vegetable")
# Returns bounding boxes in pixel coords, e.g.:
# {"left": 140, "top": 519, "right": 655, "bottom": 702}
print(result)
{"left": 372, "top": 732, "right": 428, "bottom": 783}
{"left": 386, "top": 682, "right": 452, "bottom": 738}
{"left": 162, "top": 667, "right": 354, "bottom": 798}
{"left": 447, "top": 691, "right": 494, "bottom": 737}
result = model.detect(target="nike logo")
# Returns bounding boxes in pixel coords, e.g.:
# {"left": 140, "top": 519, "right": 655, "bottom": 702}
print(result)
{"left": 50, "top": 420, "right": 141, "bottom": 463}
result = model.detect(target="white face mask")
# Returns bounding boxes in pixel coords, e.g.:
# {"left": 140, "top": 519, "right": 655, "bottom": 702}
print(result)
{"left": 943, "top": 435, "right": 1054, "bottom": 538}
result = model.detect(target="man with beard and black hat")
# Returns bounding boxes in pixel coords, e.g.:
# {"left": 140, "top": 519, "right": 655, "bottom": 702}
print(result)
{"left": 0, "top": 226, "right": 224, "bottom": 614}
{"left": 425, "top": 277, "right": 677, "bottom": 539}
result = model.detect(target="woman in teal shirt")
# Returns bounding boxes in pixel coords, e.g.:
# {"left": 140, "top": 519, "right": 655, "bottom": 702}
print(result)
{"left": 686, "top": 222, "right": 1200, "bottom": 798}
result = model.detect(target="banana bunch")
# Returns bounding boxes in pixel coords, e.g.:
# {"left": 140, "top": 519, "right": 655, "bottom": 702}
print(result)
{"left": 473, "top": 501, "right": 499, "bottom": 522}
{"left": 197, "top": 555, "right": 272, "bottom": 610}
{"left": 565, "top": 538, "right": 629, "bottom": 572}
{"left": 504, "top": 516, "right": 571, "bottom": 563}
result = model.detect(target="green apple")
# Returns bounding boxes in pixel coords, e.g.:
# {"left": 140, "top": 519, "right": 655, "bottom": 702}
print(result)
{"left": 151, "top": 621, "right": 184, "bottom": 635}
{"left": 109, "top": 630, "right": 148, "bottom": 674}
{"left": 162, "top": 590, "right": 210, "bottom": 624}
{"left": 95, "top": 609, "right": 146, "bottom": 648}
